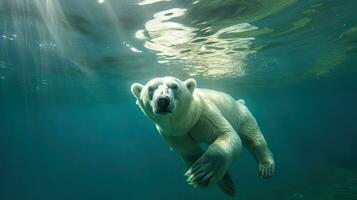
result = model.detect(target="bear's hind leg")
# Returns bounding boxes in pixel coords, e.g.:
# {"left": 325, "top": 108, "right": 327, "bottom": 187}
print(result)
{"left": 243, "top": 132, "right": 275, "bottom": 179}
{"left": 236, "top": 102, "right": 275, "bottom": 179}
{"left": 247, "top": 140, "right": 275, "bottom": 179}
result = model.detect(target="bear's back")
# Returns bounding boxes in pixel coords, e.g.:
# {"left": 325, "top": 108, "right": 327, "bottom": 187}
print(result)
{"left": 194, "top": 88, "right": 246, "bottom": 131}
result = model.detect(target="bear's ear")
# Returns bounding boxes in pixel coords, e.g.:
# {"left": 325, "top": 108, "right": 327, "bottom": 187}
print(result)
{"left": 131, "top": 83, "right": 144, "bottom": 99}
{"left": 184, "top": 78, "right": 196, "bottom": 93}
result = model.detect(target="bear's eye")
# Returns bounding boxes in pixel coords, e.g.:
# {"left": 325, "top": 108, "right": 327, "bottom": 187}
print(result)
{"left": 148, "top": 86, "right": 154, "bottom": 93}
{"left": 169, "top": 83, "right": 178, "bottom": 90}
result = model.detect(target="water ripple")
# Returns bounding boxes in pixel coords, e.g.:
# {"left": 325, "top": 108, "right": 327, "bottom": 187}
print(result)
{"left": 136, "top": 8, "right": 257, "bottom": 78}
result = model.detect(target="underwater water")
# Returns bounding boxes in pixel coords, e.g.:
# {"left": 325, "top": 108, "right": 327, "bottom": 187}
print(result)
{"left": 1, "top": 0, "right": 357, "bottom": 199}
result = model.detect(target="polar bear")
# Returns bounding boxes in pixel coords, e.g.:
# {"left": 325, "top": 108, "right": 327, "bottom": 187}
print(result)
{"left": 130, "top": 76, "right": 275, "bottom": 196}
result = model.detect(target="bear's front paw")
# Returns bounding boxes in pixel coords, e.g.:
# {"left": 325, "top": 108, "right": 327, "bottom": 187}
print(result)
{"left": 258, "top": 157, "right": 275, "bottom": 179}
{"left": 185, "top": 152, "right": 227, "bottom": 187}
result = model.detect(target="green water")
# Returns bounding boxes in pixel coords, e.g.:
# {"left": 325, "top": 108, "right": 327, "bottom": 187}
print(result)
{"left": 0, "top": 0, "right": 356, "bottom": 199}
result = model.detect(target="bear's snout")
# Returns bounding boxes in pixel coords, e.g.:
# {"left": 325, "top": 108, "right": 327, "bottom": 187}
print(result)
{"left": 157, "top": 96, "right": 170, "bottom": 109}
{"left": 151, "top": 84, "right": 176, "bottom": 114}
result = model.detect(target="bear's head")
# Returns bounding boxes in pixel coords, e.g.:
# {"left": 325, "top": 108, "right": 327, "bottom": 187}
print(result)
{"left": 131, "top": 76, "right": 196, "bottom": 119}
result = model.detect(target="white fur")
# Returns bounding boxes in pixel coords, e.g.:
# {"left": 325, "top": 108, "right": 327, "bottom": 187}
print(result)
{"left": 131, "top": 76, "right": 275, "bottom": 196}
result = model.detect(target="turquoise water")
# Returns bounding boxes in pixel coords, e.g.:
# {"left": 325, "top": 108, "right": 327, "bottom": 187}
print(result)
{"left": 1, "top": 0, "right": 357, "bottom": 199}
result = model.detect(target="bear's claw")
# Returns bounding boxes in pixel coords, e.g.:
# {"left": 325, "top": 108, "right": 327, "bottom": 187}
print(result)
{"left": 185, "top": 153, "right": 226, "bottom": 187}
{"left": 258, "top": 159, "right": 275, "bottom": 179}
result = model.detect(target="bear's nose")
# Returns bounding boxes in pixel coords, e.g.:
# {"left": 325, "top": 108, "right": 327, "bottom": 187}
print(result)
{"left": 157, "top": 96, "right": 170, "bottom": 109}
